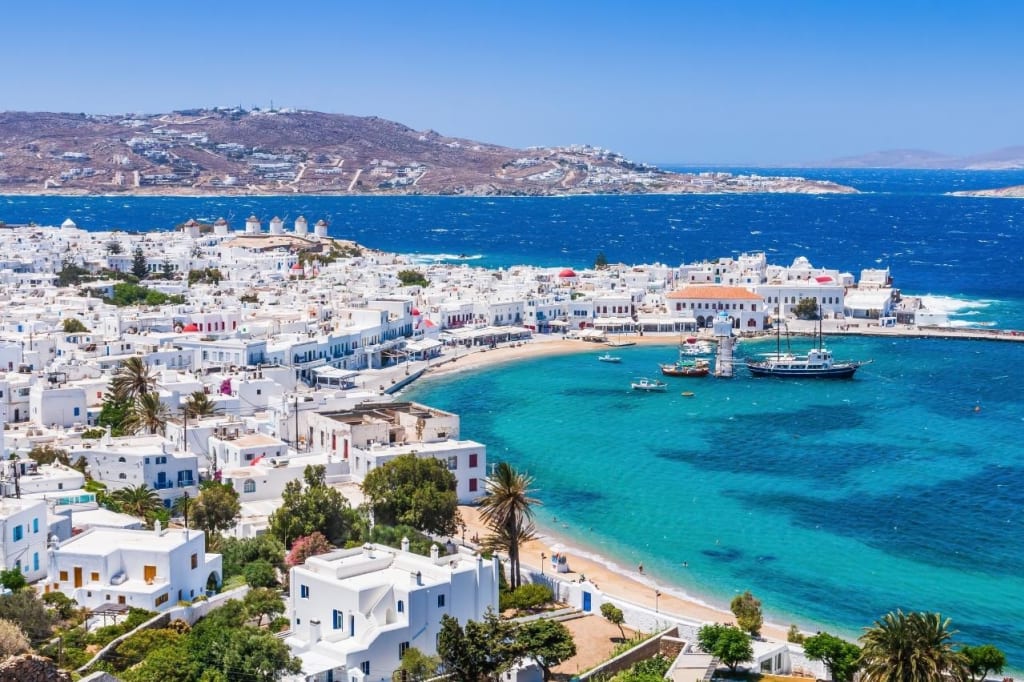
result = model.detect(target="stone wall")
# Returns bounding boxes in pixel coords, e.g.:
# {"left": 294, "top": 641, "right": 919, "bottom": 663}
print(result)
{"left": 0, "top": 654, "right": 71, "bottom": 682}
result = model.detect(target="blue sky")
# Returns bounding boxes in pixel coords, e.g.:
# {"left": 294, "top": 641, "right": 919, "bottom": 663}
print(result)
{"left": 3, "top": 1, "right": 1022, "bottom": 165}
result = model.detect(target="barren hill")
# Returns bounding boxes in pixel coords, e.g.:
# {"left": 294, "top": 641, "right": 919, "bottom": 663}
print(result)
{"left": 0, "top": 108, "right": 854, "bottom": 196}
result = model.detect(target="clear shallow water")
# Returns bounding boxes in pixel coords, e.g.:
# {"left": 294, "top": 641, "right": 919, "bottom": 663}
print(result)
{"left": 406, "top": 336, "right": 1024, "bottom": 666}
{"left": 3, "top": 170, "right": 1023, "bottom": 664}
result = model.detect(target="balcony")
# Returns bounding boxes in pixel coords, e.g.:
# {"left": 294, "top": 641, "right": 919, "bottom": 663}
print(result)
{"left": 152, "top": 480, "right": 174, "bottom": 491}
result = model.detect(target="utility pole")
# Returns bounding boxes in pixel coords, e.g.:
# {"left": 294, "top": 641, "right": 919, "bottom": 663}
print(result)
{"left": 294, "top": 396, "right": 300, "bottom": 451}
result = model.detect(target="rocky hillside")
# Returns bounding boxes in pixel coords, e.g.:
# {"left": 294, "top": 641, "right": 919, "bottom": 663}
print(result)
{"left": 0, "top": 108, "right": 854, "bottom": 196}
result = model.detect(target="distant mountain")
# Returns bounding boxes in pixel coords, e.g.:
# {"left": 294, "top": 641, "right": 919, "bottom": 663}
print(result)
{"left": 0, "top": 108, "right": 854, "bottom": 196}
{"left": 818, "top": 146, "right": 1024, "bottom": 170}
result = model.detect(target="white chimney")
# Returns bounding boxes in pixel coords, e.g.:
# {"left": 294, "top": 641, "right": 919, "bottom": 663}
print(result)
{"left": 401, "top": 537, "right": 410, "bottom": 553}
{"left": 430, "top": 544, "right": 439, "bottom": 560}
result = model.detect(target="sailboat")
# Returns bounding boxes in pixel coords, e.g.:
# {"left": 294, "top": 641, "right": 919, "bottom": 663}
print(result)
{"left": 746, "top": 307, "right": 870, "bottom": 378}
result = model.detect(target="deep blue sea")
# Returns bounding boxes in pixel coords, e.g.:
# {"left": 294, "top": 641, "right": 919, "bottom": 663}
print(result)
{"left": 3, "top": 170, "right": 1023, "bottom": 666}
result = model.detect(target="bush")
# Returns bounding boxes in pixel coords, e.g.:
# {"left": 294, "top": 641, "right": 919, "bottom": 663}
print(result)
{"left": 500, "top": 582, "right": 553, "bottom": 612}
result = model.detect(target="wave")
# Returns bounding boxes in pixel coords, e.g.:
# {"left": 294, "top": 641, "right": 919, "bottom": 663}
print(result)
{"left": 405, "top": 252, "right": 484, "bottom": 264}
{"left": 914, "top": 294, "right": 992, "bottom": 316}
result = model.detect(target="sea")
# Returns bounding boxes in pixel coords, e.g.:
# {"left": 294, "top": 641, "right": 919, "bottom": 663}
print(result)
{"left": 2, "top": 168, "right": 1023, "bottom": 667}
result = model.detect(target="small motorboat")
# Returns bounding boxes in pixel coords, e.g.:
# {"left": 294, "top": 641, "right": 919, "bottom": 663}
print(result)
{"left": 598, "top": 354, "right": 622, "bottom": 363}
{"left": 631, "top": 377, "right": 668, "bottom": 392}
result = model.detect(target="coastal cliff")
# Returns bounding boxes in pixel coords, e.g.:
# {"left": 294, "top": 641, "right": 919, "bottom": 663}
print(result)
{"left": 0, "top": 108, "right": 855, "bottom": 197}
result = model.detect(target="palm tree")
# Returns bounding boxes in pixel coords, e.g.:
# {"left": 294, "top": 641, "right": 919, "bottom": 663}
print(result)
{"left": 110, "top": 484, "right": 163, "bottom": 521}
{"left": 478, "top": 462, "right": 540, "bottom": 590}
{"left": 859, "top": 611, "right": 966, "bottom": 682}
{"left": 110, "top": 356, "right": 156, "bottom": 402}
{"left": 183, "top": 391, "right": 221, "bottom": 419}
{"left": 124, "top": 392, "right": 170, "bottom": 435}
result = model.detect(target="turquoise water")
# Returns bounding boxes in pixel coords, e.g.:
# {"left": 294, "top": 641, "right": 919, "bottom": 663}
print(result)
{"left": 406, "top": 335, "right": 1024, "bottom": 666}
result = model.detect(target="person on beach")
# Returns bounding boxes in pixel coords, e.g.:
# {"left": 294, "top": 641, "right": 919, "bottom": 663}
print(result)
{"left": 638, "top": 562, "right": 644, "bottom": 574}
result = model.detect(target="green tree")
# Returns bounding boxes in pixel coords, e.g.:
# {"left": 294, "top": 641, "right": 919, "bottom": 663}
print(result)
{"left": 123, "top": 392, "right": 170, "bottom": 435}
{"left": 183, "top": 390, "right": 221, "bottom": 418}
{"left": 397, "top": 269, "right": 430, "bottom": 287}
{"left": 0, "top": 590, "right": 54, "bottom": 643}
{"left": 57, "top": 258, "right": 90, "bottom": 287}
{"left": 859, "top": 611, "right": 966, "bottom": 682}
{"left": 113, "top": 627, "right": 182, "bottom": 671}
{"left": 788, "top": 624, "right": 806, "bottom": 644}
{"left": 594, "top": 251, "right": 609, "bottom": 269}
{"left": 105, "top": 240, "right": 123, "bottom": 254}
{"left": 368, "top": 524, "right": 435, "bottom": 556}
{"left": 501, "top": 583, "right": 553, "bottom": 613}
{"left": 110, "top": 356, "right": 157, "bottom": 402}
{"left": 97, "top": 394, "right": 133, "bottom": 436}
{"left": 244, "top": 587, "right": 285, "bottom": 627}
{"left": 615, "top": 655, "right": 673, "bottom": 682}
{"left": 437, "top": 611, "right": 520, "bottom": 682}
{"left": 121, "top": 640, "right": 189, "bottom": 682}
{"left": 478, "top": 462, "right": 540, "bottom": 590}
{"left": 399, "top": 646, "right": 441, "bottom": 682}
{"left": 793, "top": 297, "right": 821, "bottom": 320}
{"left": 109, "top": 484, "right": 163, "bottom": 521}
{"left": 132, "top": 246, "right": 148, "bottom": 279}
{"left": 269, "top": 465, "right": 361, "bottom": 547}
{"left": 730, "top": 590, "right": 763, "bottom": 637}
{"left": 161, "top": 259, "right": 175, "bottom": 278}
{"left": 243, "top": 559, "right": 278, "bottom": 589}
{"left": 219, "top": 627, "right": 302, "bottom": 681}
{"left": 601, "top": 602, "right": 626, "bottom": 641}
{"left": 697, "top": 623, "right": 753, "bottom": 671}
{"left": 62, "top": 317, "right": 90, "bottom": 333}
{"left": 960, "top": 644, "right": 1006, "bottom": 682}
{"left": 803, "top": 632, "right": 862, "bottom": 682}
{"left": 41, "top": 591, "right": 79, "bottom": 622}
{"left": 190, "top": 482, "right": 241, "bottom": 538}
{"left": 361, "top": 453, "right": 462, "bottom": 536}
{"left": 516, "top": 618, "right": 576, "bottom": 681}
{"left": 220, "top": 535, "right": 286, "bottom": 579}
{"left": 0, "top": 568, "right": 27, "bottom": 592}
{"left": 27, "top": 444, "right": 70, "bottom": 466}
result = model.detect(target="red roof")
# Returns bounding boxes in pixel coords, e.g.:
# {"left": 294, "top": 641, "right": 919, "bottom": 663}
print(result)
{"left": 411, "top": 307, "right": 421, "bottom": 316}
{"left": 291, "top": 263, "right": 304, "bottom": 270}
{"left": 182, "top": 323, "right": 199, "bottom": 332}
{"left": 815, "top": 275, "right": 833, "bottom": 283}
{"left": 558, "top": 268, "right": 577, "bottom": 278}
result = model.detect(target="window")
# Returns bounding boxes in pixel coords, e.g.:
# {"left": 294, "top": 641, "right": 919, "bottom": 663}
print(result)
{"left": 333, "top": 609, "right": 343, "bottom": 630}
{"left": 469, "top": 478, "right": 478, "bottom": 493}
{"left": 155, "top": 593, "right": 169, "bottom": 606}
{"left": 119, "top": 473, "right": 127, "bottom": 480}
{"left": 32, "top": 518, "right": 39, "bottom": 533}
{"left": 33, "top": 553, "right": 39, "bottom": 572}
{"left": 73, "top": 407, "right": 80, "bottom": 417}
{"left": 360, "top": 662, "right": 370, "bottom": 676}
{"left": 243, "top": 480, "right": 256, "bottom": 493}
{"left": 437, "top": 594, "right": 445, "bottom": 608}
{"left": 399, "top": 641, "right": 410, "bottom": 658}
{"left": 469, "top": 453, "right": 478, "bottom": 468}
{"left": 91, "top": 571, "right": 99, "bottom": 582}
{"left": 59, "top": 570, "right": 68, "bottom": 582}
{"left": 191, "top": 553, "right": 198, "bottom": 569}
{"left": 300, "top": 585, "right": 309, "bottom": 599}
{"left": 12, "top": 525, "right": 23, "bottom": 542}
{"left": 397, "top": 600, "right": 404, "bottom": 613}
{"left": 446, "top": 456, "right": 457, "bottom": 470}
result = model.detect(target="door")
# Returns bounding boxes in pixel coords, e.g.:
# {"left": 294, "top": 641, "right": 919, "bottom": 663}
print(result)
{"left": 144, "top": 565, "right": 156, "bottom": 584}
{"left": 582, "top": 591, "right": 592, "bottom": 612}
{"left": 118, "top": 595, "right": 126, "bottom": 605}
{"left": 74, "top": 567, "right": 83, "bottom": 588}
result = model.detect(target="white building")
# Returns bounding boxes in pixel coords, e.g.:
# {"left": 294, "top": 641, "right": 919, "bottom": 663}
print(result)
{"left": 287, "top": 542, "right": 499, "bottom": 682}
{"left": 48, "top": 525, "right": 221, "bottom": 611}
{"left": 0, "top": 497, "right": 48, "bottom": 582}
{"left": 72, "top": 434, "right": 199, "bottom": 507}
{"left": 664, "top": 285, "right": 766, "bottom": 331}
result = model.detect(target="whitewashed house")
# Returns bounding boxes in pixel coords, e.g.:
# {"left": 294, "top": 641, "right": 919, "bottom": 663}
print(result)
{"left": 48, "top": 525, "right": 221, "bottom": 611}
{"left": 287, "top": 542, "right": 499, "bottom": 682}
{"left": 72, "top": 434, "right": 199, "bottom": 507}
{"left": 0, "top": 497, "right": 48, "bottom": 582}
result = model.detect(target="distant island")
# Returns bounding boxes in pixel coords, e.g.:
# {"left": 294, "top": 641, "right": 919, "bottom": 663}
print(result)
{"left": 0, "top": 108, "right": 854, "bottom": 197}
{"left": 817, "top": 145, "right": 1024, "bottom": 170}
{"left": 949, "top": 184, "right": 1024, "bottom": 198}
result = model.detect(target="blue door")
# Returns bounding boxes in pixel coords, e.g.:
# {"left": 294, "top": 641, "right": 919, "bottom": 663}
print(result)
{"left": 582, "top": 591, "right": 592, "bottom": 612}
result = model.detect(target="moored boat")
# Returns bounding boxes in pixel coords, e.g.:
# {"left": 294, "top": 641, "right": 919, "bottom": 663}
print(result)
{"left": 659, "top": 358, "right": 710, "bottom": 377}
{"left": 747, "top": 311, "right": 870, "bottom": 378}
{"left": 631, "top": 377, "right": 668, "bottom": 392}
{"left": 598, "top": 354, "right": 622, "bottom": 363}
